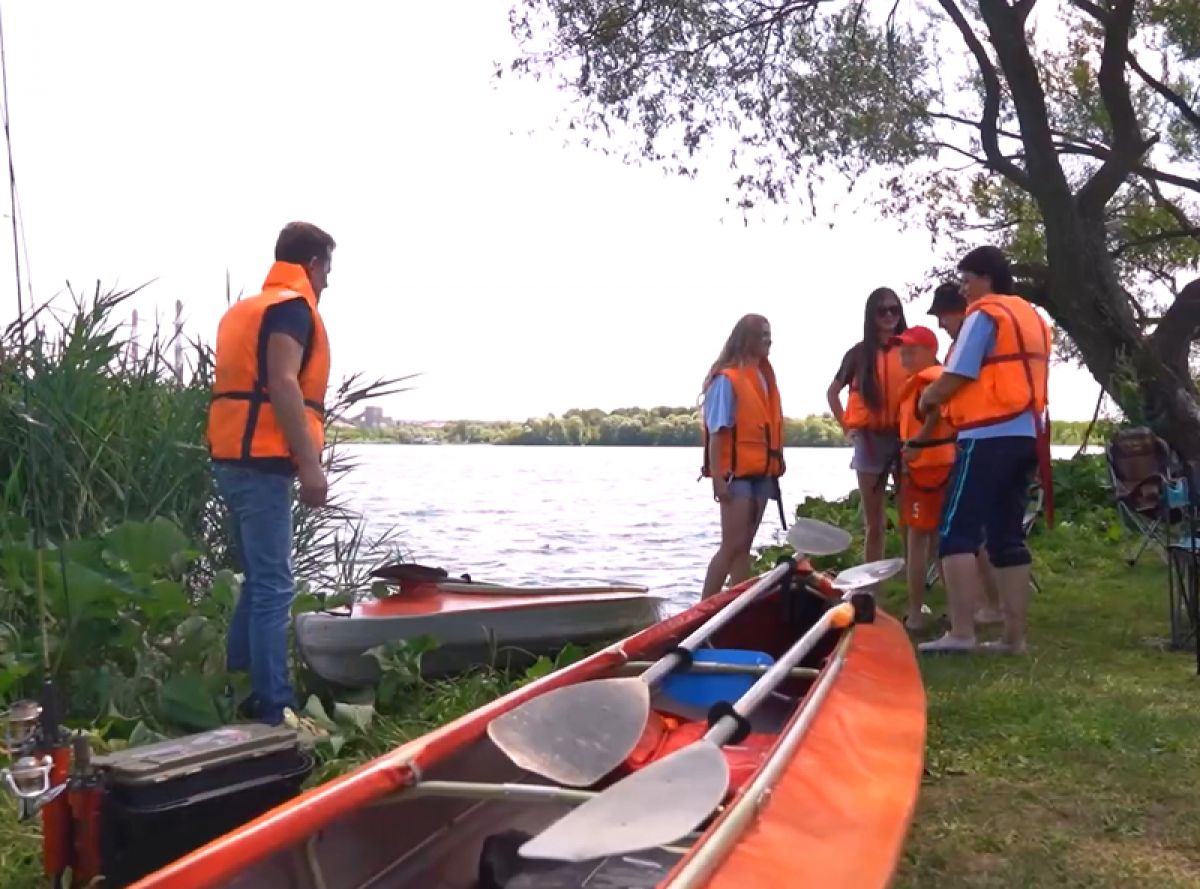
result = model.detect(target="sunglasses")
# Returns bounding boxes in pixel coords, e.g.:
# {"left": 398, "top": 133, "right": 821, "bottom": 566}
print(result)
{"left": 876, "top": 304, "right": 902, "bottom": 317}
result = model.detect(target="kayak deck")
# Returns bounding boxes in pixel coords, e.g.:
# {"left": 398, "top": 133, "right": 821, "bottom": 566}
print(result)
{"left": 353, "top": 586, "right": 656, "bottom": 618}
{"left": 133, "top": 573, "right": 925, "bottom": 889}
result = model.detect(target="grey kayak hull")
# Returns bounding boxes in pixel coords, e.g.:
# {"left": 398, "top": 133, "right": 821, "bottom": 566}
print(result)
{"left": 294, "top": 595, "right": 664, "bottom": 687}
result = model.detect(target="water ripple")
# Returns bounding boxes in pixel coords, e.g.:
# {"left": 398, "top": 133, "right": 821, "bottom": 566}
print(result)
{"left": 335, "top": 444, "right": 1083, "bottom": 613}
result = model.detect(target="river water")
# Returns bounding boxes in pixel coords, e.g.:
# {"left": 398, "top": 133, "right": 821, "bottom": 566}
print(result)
{"left": 336, "top": 443, "right": 1086, "bottom": 614}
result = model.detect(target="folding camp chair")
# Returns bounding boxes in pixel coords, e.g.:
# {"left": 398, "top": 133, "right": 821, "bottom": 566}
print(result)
{"left": 924, "top": 480, "right": 1044, "bottom": 593}
{"left": 1105, "top": 426, "right": 1189, "bottom": 566}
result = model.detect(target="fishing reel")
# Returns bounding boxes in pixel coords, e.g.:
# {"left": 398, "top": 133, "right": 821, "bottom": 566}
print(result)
{"left": 0, "top": 697, "right": 68, "bottom": 820}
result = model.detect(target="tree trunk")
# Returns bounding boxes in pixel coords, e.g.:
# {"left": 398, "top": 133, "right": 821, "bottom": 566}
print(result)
{"left": 1037, "top": 205, "right": 1200, "bottom": 459}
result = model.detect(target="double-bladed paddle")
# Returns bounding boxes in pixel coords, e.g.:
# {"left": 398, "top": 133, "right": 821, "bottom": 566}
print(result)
{"left": 517, "top": 597, "right": 867, "bottom": 862}
{"left": 485, "top": 517, "right": 853, "bottom": 788}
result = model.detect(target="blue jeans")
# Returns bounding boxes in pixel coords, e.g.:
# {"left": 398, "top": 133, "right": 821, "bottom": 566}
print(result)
{"left": 212, "top": 462, "right": 296, "bottom": 725}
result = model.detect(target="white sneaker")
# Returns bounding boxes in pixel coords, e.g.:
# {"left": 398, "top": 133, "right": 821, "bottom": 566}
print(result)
{"left": 917, "top": 633, "right": 977, "bottom": 654}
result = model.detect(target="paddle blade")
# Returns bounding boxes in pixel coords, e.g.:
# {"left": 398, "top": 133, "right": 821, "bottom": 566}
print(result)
{"left": 658, "top": 649, "right": 774, "bottom": 710}
{"left": 519, "top": 740, "right": 729, "bottom": 863}
{"left": 786, "top": 517, "right": 852, "bottom": 556}
{"left": 831, "top": 557, "right": 905, "bottom": 591}
{"left": 486, "top": 678, "right": 651, "bottom": 787}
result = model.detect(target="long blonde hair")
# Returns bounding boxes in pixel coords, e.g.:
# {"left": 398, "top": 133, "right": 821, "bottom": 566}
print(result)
{"left": 700, "top": 314, "right": 768, "bottom": 396}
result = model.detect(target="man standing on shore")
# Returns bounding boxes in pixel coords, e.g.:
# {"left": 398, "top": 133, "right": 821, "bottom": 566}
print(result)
{"left": 915, "top": 246, "right": 1052, "bottom": 655}
{"left": 207, "top": 221, "right": 335, "bottom": 728}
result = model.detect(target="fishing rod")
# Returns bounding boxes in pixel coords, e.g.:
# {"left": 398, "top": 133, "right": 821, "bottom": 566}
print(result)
{"left": 0, "top": 4, "right": 79, "bottom": 887}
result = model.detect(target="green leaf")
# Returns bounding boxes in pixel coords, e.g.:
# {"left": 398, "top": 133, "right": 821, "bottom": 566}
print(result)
{"left": 332, "top": 701, "right": 375, "bottom": 733}
{"left": 303, "top": 694, "right": 337, "bottom": 730}
{"left": 103, "top": 517, "right": 192, "bottom": 576}
{"left": 128, "top": 720, "right": 168, "bottom": 748}
{"left": 141, "top": 579, "right": 189, "bottom": 623}
{"left": 160, "top": 673, "right": 222, "bottom": 731}
{"left": 291, "top": 591, "right": 323, "bottom": 617}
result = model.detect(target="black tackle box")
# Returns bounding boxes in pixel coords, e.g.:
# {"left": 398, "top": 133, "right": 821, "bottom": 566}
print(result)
{"left": 93, "top": 722, "right": 314, "bottom": 887}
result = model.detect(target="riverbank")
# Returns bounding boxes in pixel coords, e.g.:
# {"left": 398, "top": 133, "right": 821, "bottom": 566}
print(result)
{"left": 4, "top": 456, "right": 1199, "bottom": 886}
{"left": 338, "top": 408, "right": 1112, "bottom": 448}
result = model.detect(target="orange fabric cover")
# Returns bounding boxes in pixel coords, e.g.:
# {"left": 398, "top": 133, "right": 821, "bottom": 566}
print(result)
{"left": 624, "top": 715, "right": 775, "bottom": 800}
{"left": 670, "top": 614, "right": 927, "bottom": 889}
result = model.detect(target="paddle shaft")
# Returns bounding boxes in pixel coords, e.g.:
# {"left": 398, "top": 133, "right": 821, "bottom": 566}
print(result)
{"left": 619, "top": 661, "right": 819, "bottom": 679}
{"left": 640, "top": 561, "right": 793, "bottom": 687}
{"left": 704, "top": 602, "right": 852, "bottom": 747}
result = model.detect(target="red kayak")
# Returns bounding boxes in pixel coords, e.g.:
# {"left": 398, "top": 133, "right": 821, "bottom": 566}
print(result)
{"left": 125, "top": 556, "right": 926, "bottom": 889}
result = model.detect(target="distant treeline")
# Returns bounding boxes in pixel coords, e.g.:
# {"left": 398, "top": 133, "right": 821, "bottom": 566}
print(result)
{"left": 336, "top": 406, "right": 1117, "bottom": 448}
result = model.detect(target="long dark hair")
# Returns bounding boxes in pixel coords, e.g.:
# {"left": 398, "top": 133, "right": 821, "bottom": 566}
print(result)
{"left": 856, "top": 287, "right": 907, "bottom": 412}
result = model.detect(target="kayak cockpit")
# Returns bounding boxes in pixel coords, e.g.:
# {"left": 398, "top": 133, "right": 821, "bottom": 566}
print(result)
{"left": 158, "top": 590, "right": 841, "bottom": 889}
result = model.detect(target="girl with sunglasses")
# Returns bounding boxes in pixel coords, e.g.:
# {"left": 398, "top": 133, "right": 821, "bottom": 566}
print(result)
{"left": 826, "top": 288, "right": 908, "bottom": 562}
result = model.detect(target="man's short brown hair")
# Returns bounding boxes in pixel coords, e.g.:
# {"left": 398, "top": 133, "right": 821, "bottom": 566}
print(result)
{"left": 275, "top": 221, "right": 336, "bottom": 265}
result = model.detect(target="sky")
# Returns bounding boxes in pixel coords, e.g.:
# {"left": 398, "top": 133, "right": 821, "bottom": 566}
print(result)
{"left": 0, "top": 0, "right": 1109, "bottom": 421}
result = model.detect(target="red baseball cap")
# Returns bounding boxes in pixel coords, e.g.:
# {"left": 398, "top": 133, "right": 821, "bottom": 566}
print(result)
{"left": 889, "top": 326, "right": 938, "bottom": 349}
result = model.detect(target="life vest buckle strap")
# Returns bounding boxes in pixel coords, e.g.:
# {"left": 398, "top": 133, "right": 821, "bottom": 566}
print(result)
{"left": 212, "top": 390, "right": 324, "bottom": 417}
{"left": 903, "top": 436, "right": 957, "bottom": 450}
{"left": 212, "top": 389, "right": 265, "bottom": 403}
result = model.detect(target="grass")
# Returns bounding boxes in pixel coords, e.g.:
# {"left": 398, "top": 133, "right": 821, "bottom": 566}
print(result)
{"left": 887, "top": 522, "right": 1200, "bottom": 888}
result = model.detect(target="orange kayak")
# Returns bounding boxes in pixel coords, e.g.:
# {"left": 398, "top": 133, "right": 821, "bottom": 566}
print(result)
{"left": 295, "top": 565, "right": 664, "bottom": 686}
{"left": 132, "top": 560, "right": 926, "bottom": 889}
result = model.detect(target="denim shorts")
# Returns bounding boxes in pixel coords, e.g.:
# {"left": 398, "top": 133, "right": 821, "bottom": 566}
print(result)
{"left": 729, "top": 475, "right": 780, "bottom": 500}
{"left": 849, "top": 429, "right": 900, "bottom": 474}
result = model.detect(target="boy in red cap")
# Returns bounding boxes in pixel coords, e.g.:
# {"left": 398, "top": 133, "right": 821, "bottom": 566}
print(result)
{"left": 892, "top": 325, "right": 958, "bottom": 630}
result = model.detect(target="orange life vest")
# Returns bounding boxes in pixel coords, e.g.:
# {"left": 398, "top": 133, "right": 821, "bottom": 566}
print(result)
{"left": 944, "top": 294, "right": 1052, "bottom": 431}
{"left": 701, "top": 359, "right": 786, "bottom": 479}
{"left": 843, "top": 345, "right": 905, "bottom": 432}
{"left": 898, "top": 365, "right": 958, "bottom": 488}
{"left": 207, "top": 261, "right": 331, "bottom": 462}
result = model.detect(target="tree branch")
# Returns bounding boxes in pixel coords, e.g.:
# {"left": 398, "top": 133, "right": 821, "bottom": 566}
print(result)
{"left": 688, "top": 0, "right": 827, "bottom": 57}
{"left": 1151, "top": 278, "right": 1200, "bottom": 367}
{"left": 935, "top": 0, "right": 1032, "bottom": 191}
{"left": 1013, "top": 0, "right": 1039, "bottom": 25}
{"left": 976, "top": 0, "right": 1071, "bottom": 198}
{"left": 1110, "top": 227, "right": 1200, "bottom": 259}
{"left": 1068, "top": 0, "right": 1105, "bottom": 21}
{"left": 1144, "top": 177, "right": 1200, "bottom": 247}
{"left": 1011, "top": 261, "right": 1052, "bottom": 309}
{"left": 1078, "top": 0, "right": 1156, "bottom": 214}
{"left": 1126, "top": 52, "right": 1200, "bottom": 133}
{"left": 1055, "top": 142, "right": 1200, "bottom": 195}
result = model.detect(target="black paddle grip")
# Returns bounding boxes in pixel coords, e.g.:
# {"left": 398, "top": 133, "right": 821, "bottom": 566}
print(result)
{"left": 707, "top": 701, "right": 753, "bottom": 745}
{"left": 666, "top": 646, "right": 694, "bottom": 671}
{"left": 850, "top": 592, "right": 876, "bottom": 624}
{"left": 773, "top": 554, "right": 797, "bottom": 572}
